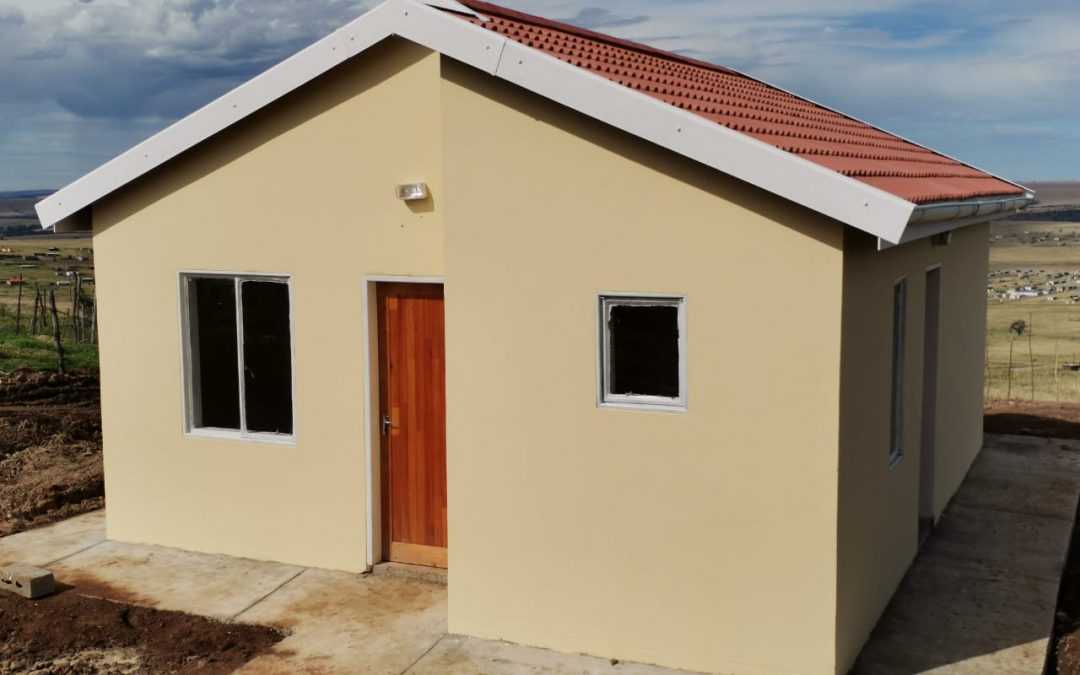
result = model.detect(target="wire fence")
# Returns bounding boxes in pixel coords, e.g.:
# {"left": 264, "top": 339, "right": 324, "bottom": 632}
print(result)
{"left": 985, "top": 352, "right": 1080, "bottom": 403}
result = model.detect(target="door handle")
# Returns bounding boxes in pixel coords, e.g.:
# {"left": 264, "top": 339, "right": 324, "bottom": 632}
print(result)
{"left": 382, "top": 413, "right": 393, "bottom": 436}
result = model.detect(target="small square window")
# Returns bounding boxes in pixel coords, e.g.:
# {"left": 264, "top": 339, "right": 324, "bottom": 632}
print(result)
{"left": 599, "top": 295, "right": 686, "bottom": 410}
{"left": 182, "top": 273, "right": 294, "bottom": 442}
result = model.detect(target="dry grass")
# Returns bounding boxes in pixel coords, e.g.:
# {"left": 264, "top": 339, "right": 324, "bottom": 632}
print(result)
{"left": 988, "top": 218, "right": 1080, "bottom": 402}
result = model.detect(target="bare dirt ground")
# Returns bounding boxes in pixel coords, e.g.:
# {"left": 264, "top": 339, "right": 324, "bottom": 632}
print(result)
{"left": 0, "top": 590, "right": 282, "bottom": 674}
{"left": 0, "top": 369, "right": 104, "bottom": 537}
{"left": 0, "top": 371, "right": 284, "bottom": 672}
{"left": 985, "top": 400, "right": 1080, "bottom": 673}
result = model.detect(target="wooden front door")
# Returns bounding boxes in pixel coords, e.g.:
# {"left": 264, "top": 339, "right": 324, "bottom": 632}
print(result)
{"left": 377, "top": 282, "right": 447, "bottom": 568}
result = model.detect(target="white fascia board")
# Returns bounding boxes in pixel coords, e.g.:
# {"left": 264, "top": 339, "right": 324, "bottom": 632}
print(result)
{"left": 36, "top": 1, "right": 400, "bottom": 229}
{"left": 878, "top": 211, "right": 1017, "bottom": 251}
{"left": 878, "top": 192, "right": 1034, "bottom": 249}
{"left": 391, "top": 0, "right": 505, "bottom": 73}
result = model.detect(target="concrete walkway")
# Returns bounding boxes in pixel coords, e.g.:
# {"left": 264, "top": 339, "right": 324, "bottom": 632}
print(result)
{"left": 853, "top": 433, "right": 1080, "bottom": 673}
{"left": 0, "top": 511, "right": 686, "bottom": 674}
{"left": 2, "top": 432, "right": 1078, "bottom": 674}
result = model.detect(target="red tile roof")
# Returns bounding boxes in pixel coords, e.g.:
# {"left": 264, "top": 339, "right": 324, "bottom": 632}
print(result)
{"left": 449, "top": 0, "right": 1024, "bottom": 206}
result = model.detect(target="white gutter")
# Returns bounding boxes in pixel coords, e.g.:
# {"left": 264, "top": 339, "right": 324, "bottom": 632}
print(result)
{"left": 907, "top": 192, "right": 1035, "bottom": 226}
{"left": 877, "top": 191, "right": 1035, "bottom": 250}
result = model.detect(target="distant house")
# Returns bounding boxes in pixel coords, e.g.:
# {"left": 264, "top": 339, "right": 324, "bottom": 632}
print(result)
{"left": 35, "top": 1, "right": 1031, "bottom": 673}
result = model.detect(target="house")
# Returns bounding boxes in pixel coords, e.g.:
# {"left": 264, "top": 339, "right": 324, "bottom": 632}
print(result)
{"left": 35, "top": 1, "right": 1031, "bottom": 673}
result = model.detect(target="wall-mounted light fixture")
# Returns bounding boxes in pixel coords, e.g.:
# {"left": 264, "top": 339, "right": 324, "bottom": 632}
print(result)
{"left": 395, "top": 182, "right": 429, "bottom": 201}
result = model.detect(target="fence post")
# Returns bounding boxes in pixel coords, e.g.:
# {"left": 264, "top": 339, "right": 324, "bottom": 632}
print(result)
{"left": 1028, "top": 312, "right": 1035, "bottom": 401}
{"left": 1055, "top": 341, "right": 1061, "bottom": 402}
{"left": 14, "top": 275, "right": 22, "bottom": 334}
{"left": 38, "top": 285, "right": 47, "bottom": 333}
{"left": 29, "top": 286, "right": 39, "bottom": 335}
{"left": 73, "top": 274, "right": 82, "bottom": 342}
{"left": 1007, "top": 338, "right": 1014, "bottom": 401}
{"left": 48, "top": 289, "right": 65, "bottom": 375}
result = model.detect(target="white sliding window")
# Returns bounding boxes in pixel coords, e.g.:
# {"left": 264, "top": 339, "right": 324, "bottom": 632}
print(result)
{"left": 182, "top": 273, "right": 294, "bottom": 441}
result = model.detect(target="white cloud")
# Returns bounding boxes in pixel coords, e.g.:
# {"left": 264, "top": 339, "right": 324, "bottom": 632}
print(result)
{"left": 1, "top": 0, "right": 1076, "bottom": 189}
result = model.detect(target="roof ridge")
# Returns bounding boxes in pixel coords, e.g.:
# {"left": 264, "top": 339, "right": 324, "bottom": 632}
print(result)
{"left": 451, "top": 0, "right": 742, "bottom": 78}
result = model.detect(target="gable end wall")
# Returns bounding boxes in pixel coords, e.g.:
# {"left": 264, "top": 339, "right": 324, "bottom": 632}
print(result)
{"left": 90, "top": 38, "right": 445, "bottom": 572}
{"left": 441, "top": 57, "right": 846, "bottom": 675}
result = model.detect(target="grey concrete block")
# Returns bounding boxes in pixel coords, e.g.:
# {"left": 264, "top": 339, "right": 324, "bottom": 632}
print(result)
{"left": 1, "top": 563, "right": 55, "bottom": 599}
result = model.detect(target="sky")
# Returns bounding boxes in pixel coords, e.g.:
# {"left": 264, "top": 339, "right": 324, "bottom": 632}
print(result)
{"left": 0, "top": 0, "right": 1077, "bottom": 191}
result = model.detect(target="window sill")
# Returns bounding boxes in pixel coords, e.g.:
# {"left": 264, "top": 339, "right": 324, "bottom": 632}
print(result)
{"left": 185, "top": 427, "right": 297, "bottom": 446}
{"left": 599, "top": 399, "right": 687, "bottom": 414}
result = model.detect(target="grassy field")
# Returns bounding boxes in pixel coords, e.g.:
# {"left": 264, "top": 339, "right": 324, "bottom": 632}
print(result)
{"left": 0, "top": 235, "right": 97, "bottom": 372}
{"left": 0, "top": 331, "right": 98, "bottom": 372}
{"left": 0, "top": 235, "right": 93, "bottom": 308}
{"left": 987, "top": 218, "right": 1080, "bottom": 402}
{"left": 989, "top": 222, "right": 1080, "bottom": 271}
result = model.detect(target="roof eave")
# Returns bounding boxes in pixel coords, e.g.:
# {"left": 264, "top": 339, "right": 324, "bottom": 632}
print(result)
{"left": 877, "top": 192, "right": 1035, "bottom": 250}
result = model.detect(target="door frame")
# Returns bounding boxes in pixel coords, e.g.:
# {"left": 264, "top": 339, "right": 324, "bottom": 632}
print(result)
{"left": 918, "top": 263, "right": 942, "bottom": 544}
{"left": 361, "top": 275, "right": 444, "bottom": 570}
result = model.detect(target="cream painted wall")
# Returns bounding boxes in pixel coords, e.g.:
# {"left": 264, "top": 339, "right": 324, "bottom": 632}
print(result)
{"left": 91, "top": 39, "right": 444, "bottom": 572}
{"left": 87, "top": 31, "right": 992, "bottom": 673}
{"left": 834, "top": 224, "right": 989, "bottom": 671}
{"left": 440, "top": 58, "right": 846, "bottom": 675}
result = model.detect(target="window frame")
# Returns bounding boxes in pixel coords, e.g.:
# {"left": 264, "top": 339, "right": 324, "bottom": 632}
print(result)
{"left": 179, "top": 271, "right": 297, "bottom": 445}
{"left": 597, "top": 293, "right": 687, "bottom": 412}
{"left": 889, "top": 276, "right": 907, "bottom": 467}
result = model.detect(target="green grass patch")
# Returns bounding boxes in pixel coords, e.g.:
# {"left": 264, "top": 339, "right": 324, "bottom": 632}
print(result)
{"left": 0, "top": 333, "right": 98, "bottom": 373}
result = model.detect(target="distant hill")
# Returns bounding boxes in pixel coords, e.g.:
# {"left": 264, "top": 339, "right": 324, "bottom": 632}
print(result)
{"left": 1024, "top": 182, "right": 1080, "bottom": 207}
{"left": 0, "top": 190, "right": 54, "bottom": 200}
{"left": 0, "top": 190, "right": 52, "bottom": 236}
{"left": 1000, "top": 181, "right": 1080, "bottom": 223}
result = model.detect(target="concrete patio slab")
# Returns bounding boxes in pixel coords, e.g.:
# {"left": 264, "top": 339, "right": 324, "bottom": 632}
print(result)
{"left": 48, "top": 539, "right": 305, "bottom": 620}
{"left": 0, "top": 510, "right": 105, "bottom": 568}
{"left": 234, "top": 567, "right": 447, "bottom": 674}
{"left": 3, "top": 431, "right": 1077, "bottom": 674}
{"left": 852, "top": 433, "right": 1080, "bottom": 674}
{"left": 407, "top": 635, "right": 695, "bottom": 674}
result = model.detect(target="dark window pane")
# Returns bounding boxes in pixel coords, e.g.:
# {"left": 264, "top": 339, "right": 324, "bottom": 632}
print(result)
{"left": 610, "top": 304, "right": 679, "bottom": 398}
{"left": 190, "top": 278, "right": 240, "bottom": 429}
{"left": 890, "top": 280, "right": 907, "bottom": 459}
{"left": 241, "top": 281, "right": 293, "bottom": 434}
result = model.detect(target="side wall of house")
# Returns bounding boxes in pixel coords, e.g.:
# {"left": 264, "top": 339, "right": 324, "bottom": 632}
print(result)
{"left": 440, "top": 58, "right": 846, "bottom": 675}
{"left": 91, "top": 39, "right": 443, "bottom": 572}
{"left": 835, "top": 223, "right": 989, "bottom": 670}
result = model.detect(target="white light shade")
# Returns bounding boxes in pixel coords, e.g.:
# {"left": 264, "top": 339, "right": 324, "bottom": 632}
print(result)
{"left": 395, "top": 182, "right": 428, "bottom": 201}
